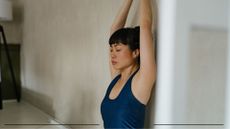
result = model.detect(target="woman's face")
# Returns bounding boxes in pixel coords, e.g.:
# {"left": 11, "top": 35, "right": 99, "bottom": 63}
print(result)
{"left": 110, "top": 43, "right": 138, "bottom": 70}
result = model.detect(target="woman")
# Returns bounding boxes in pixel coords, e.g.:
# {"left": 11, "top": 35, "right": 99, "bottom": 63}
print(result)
{"left": 101, "top": 0, "right": 156, "bottom": 128}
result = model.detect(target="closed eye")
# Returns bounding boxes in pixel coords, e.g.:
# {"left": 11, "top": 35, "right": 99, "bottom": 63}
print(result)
{"left": 115, "top": 46, "right": 122, "bottom": 52}
{"left": 116, "top": 49, "right": 121, "bottom": 52}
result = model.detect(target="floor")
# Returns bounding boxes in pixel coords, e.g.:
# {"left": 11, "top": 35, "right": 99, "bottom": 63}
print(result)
{"left": 0, "top": 100, "right": 69, "bottom": 129}
{"left": 1, "top": 101, "right": 225, "bottom": 129}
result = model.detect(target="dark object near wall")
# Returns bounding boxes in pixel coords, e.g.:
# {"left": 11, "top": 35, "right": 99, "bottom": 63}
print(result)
{"left": 0, "top": 82, "right": 2, "bottom": 109}
{"left": 0, "top": 44, "right": 21, "bottom": 100}
{"left": 0, "top": 25, "right": 20, "bottom": 109}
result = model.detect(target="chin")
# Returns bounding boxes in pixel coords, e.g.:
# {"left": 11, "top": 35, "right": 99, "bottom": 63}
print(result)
{"left": 114, "top": 66, "right": 128, "bottom": 71}
{"left": 113, "top": 65, "right": 122, "bottom": 70}
{"left": 113, "top": 66, "right": 120, "bottom": 70}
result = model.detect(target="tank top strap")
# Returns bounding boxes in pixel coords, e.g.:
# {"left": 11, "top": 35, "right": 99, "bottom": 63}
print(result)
{"left": 106, "top": 68, "right": 139, "bottom": 98}
{"left": 122, "top": 68, "right": 140, "bottom": 93}
{"left": 130, "top": 68, "right": 139, "bottom": 79}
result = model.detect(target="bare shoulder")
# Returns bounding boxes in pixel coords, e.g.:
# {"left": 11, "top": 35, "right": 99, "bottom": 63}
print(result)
{"left": 131, "top": 71, "right": 155, "bottom": 105}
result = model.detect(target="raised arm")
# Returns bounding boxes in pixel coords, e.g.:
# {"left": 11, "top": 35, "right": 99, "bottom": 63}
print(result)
{"left": 109, "top": 0, "right": 133, "bottom": 78}
{"left": 110, "top": 0, "right": 133, "bottom": 35}
{"left": 139, "top": 0, "right": 157, "bottom": 85}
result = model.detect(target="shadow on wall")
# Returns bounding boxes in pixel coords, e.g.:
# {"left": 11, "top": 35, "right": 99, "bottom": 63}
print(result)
{"left": 22, "top": 88, "right": 55, "bottom": 118}
{"left": 12, "top": 0, "right": 24, "bottom": 25}
{"left": 144, "top": 85, "right": 156, "bottom": 128}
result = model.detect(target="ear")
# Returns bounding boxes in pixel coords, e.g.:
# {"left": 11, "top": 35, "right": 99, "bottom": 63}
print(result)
{"left": 132, "top": 49, "right": 140, "bottom": 58}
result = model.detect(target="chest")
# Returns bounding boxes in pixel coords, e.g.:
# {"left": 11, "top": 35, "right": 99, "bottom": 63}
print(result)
{"left": 109, "top": 79, "right": 129, "bottom": 100}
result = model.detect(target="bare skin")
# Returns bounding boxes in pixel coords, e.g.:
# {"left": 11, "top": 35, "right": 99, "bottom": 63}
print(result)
{"left": 109, "top": 0, "right": 156, "bottom": 105}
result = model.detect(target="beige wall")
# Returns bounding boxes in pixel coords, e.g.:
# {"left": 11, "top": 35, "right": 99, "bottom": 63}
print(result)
{"left": 13, "top": 0, "right": 141, "bottom": 128}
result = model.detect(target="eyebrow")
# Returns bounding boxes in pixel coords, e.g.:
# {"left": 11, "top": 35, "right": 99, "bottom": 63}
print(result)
{"left": 113, "top": 44, "right": 122, "bottom": 47}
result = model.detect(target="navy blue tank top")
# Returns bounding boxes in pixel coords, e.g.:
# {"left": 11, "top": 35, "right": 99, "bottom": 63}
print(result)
{"left": 101, "top": 69, "right": 146, "bottom": 129}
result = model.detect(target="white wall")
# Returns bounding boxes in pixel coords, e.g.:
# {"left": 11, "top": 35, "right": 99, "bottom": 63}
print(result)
{"left": 154, "top": 0, "right": 228, "bottom": 129}
{"left": 225, "top": 1, "right": 230, "bottom": 128}
{"left": 174, "top": 0, "right": 227, "bottom": 124}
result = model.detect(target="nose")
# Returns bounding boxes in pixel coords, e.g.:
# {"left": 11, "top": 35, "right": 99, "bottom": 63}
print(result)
{"left": 111, "top": 52, "right": 116, "bottom": 59}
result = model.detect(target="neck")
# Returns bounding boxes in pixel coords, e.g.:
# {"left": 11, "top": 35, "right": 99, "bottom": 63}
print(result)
{"left": 119, "top": 64, "right": 139, "bottom": 81}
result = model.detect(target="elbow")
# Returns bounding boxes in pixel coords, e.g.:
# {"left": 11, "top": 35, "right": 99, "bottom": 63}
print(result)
{"left": 110, "top": 26, "right": 116, "bottom": 35}
{"left": 110, "top": 25, "right": 122, "bottom": 35}
{"left": 110, "top": 25, "right": 116, "bottom": 31}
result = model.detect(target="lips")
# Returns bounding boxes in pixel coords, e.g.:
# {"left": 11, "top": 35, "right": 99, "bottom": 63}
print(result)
{"left": 111, "top": 61, "right": 117, "bottom": 65}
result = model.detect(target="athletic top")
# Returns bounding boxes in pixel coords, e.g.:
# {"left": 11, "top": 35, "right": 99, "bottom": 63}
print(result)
{"left": 101, "top": 69, "right": 146, "bottom": 129}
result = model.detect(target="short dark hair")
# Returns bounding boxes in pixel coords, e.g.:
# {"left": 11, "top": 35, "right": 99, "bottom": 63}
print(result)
{"left": 109, "top": 26, "right": 140, "bottom": 65}
{"left": 109, "top": 26, "right": 140, "bottom": 51}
